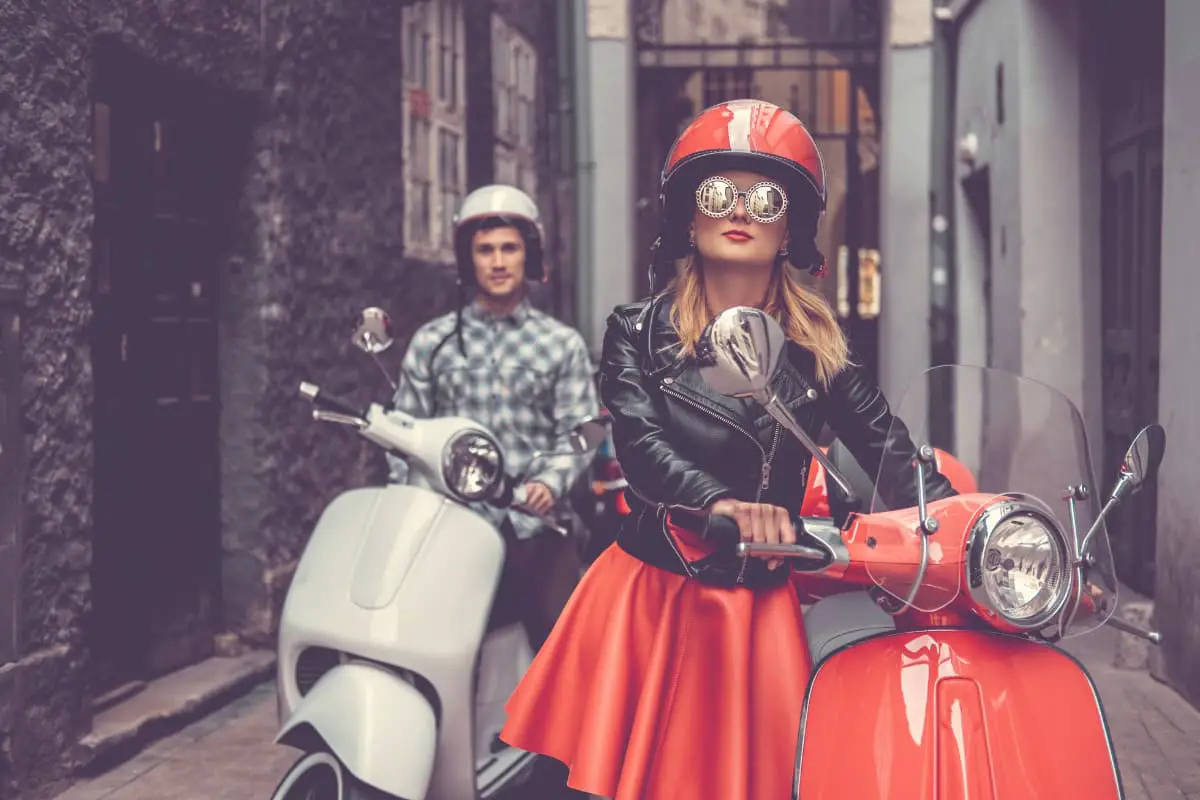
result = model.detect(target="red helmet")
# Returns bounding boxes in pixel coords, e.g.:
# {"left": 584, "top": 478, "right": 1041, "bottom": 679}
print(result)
{"left": 653, "top": 99, "right": 828, "bottom": 282}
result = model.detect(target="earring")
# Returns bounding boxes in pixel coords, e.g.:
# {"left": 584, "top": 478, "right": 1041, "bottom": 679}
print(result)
{"left": 688, "top": 230, "right": 696, "bottom": 250}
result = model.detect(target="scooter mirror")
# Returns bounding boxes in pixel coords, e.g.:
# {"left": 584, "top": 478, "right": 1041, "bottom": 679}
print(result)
{"left": 352, "top": 307, "right": 395, "bottom": 355}
{"left": 568, "top": 416, "right": 611, "bottom": 454}
{"left": 1116, "top": 423, "right": 1166, "bottom": 499}
{"left": 697, "top": 306, "right": 786, "bottom": 401}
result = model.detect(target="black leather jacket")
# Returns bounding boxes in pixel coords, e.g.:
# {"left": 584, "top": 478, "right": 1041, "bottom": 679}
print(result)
{"left": 599, "top": 291, "right": 955, "bottom": 589}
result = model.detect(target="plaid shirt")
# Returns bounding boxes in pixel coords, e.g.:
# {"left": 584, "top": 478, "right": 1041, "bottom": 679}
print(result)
{"left": 387, "top": 299, "right": 599, "bottom": 538}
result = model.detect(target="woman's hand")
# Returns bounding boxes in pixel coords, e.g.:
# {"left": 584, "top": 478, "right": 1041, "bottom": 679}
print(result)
{"left": 710, "top": 499, "right": 796, "bottom": 571}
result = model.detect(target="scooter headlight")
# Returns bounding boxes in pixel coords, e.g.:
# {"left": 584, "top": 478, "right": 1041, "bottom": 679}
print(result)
{"left": 968, "top": 499, "right": 1070, "bottom": 629}
{"left": 442, "top": 431, "right": 504, "bottom": 502}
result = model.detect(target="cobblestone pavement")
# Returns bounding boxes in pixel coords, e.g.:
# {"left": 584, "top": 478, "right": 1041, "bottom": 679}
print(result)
{"left": 57, "top": 638, "right": 1200, "bottom": 799}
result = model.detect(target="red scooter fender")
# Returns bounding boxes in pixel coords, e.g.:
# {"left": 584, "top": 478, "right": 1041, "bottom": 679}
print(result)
{"left": 794, "top": 629, "right": 1121, "bottom": 800}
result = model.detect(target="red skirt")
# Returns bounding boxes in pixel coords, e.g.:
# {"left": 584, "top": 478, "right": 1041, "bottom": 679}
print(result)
{"left": 500, "top": 523, "right": 813, "bottom": 800}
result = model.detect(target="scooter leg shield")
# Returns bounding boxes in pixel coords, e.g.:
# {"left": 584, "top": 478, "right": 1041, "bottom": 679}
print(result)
{"left": 276, "top": 661, "right": 437, "bottom": 800}
{"left": 793, "top": 629, "right": 1122, "bottom": 800}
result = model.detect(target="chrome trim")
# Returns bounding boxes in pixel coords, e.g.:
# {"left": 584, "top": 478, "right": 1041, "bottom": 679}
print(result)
{"left": 440, "top": 429, "right": 504, "bottom": 503}
{"left": 797, "top": 517, "right": 850, "bottom": 579}
{"left": 965, "top": 493, "right": 1072, "bottom": 632}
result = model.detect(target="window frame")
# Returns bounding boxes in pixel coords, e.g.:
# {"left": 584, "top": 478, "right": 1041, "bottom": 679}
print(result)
{"left": 402, "top": 0, "right": 466, "bottom": 263}
{"left": 492, "top": 15, "right": 540, "bottom": 200}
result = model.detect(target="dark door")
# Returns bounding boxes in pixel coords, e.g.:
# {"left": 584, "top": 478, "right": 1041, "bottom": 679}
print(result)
{"left": 90, "top": 39, "right": 248, "bottom": 693}
{"left": 1097, "top": 0, "right": 1164, "bottom": 596}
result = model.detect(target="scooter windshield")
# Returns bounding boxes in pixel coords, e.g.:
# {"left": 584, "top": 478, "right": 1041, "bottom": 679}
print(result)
{"left": 863, "top": 364, "right": 1118, "bottom": 636}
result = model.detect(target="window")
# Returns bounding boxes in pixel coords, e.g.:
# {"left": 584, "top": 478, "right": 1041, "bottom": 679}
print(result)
{"left": 410, "top": 114, "right": 433, "bottom": 239}
{"left": 439, "top": 128, "right": 462, "bottom": 247}
{"left": 703, "top": 68, "right": 753, "bottom": 107}
{"left": 438, "top": 0, "right": 460, "bottom": 108}
{"left": 402, "top": 0, "right": 465, "bottom": 262}
{"left": 493, "top": 16, "right": 539, "bottom": 198}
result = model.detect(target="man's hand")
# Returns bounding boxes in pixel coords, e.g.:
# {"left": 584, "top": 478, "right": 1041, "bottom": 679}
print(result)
{"left": 520, "top": 481, "right": 556, "bottom": 515}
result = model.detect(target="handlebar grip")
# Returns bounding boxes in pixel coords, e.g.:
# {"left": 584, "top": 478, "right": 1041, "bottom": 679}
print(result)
{"left": 670, "top": 508, "right": 831, "bottom": 563}
{"left": 490, "top": 475, "right": 516, "bottom": 507}
{"left": 299, "top": 382, "right": 363, "bottom": 418}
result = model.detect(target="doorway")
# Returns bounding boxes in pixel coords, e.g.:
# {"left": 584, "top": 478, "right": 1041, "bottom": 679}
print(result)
{"left": 1096, "top": 0, "right": 1164, "bottom": 596}
{"left": 89, "top": 38, "right": 252, "bottom": 695}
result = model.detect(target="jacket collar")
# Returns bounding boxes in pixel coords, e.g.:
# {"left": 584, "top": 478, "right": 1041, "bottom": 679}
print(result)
{"left": 464, "top": 297, "right": 532, "bottom": 326}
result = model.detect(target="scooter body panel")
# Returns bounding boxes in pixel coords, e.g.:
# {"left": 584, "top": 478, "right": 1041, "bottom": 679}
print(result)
{"left": 278, "top": 484, "right": 508, "bottom": 800}
{"left": 795, "top": 629, "right": 1121, "bottom": 800}
{"left": 276, "top": 661, "right": 437, "bottom": 800}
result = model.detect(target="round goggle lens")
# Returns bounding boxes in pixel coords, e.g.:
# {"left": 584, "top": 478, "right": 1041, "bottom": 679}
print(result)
{"left": 694, "top": 177, "right": 788, "bottom": 224}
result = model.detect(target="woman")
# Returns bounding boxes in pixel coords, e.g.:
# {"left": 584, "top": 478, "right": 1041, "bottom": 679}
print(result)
{"left": 500, "top": 99, "right": 953, "bottom": 800}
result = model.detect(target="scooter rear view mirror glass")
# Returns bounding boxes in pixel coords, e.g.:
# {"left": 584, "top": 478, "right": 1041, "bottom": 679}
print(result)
{"left": 1119, "top": 423, "right": 1166, "bottom": 494}
{"left": 352, "top": 307, "right": 395, "bottom": 354}
{"left": 697, "top": 306, "right": 786, "bottom": 400}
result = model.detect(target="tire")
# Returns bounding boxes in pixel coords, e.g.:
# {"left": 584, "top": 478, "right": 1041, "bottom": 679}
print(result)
{"left": 271, "top": 751, "right": 408, "bottom": 800}
{"left": 344, "top": 774, "right": 404, "bottom": 800}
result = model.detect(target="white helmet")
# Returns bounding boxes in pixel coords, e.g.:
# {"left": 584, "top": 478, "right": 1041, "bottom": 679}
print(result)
{"left": 453, "top": 184, "right": 545, "bottom": 281}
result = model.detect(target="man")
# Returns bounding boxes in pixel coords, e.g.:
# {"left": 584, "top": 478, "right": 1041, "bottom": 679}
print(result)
{"left": 387, "top": 184, "right": 599, "bottom": 651}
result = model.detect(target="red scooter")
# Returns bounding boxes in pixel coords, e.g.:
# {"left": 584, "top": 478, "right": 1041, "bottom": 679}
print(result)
{"left": 699, "top": 306, "right": 1166, "bottom": 799}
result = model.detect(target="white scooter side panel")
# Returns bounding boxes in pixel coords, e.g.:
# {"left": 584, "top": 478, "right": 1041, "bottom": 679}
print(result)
{"left": 276, "top": 661, "right": 437, "bottom": 799}
{"left": 278, "top": 484, "right": 506, "bottom": 800}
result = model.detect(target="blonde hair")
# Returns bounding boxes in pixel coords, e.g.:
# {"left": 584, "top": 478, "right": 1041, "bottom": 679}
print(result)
{"left": 667, "top": 256, "right": 850, "bottom": 386}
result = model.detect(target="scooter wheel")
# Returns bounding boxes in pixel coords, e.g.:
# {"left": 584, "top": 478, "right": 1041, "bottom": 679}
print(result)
{"left": 344, "top": 775, "right": 403, "bottom": 800}
{"left": 270, "top": 751, "right": 407, "bottom": 800}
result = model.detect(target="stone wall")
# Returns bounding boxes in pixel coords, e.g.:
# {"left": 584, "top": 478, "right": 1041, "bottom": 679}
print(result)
{"left": 0, "top": 0, "right": 459, "bottom": 795}
{"left": 0, "top": 1, "right": 97, "bottom": 795}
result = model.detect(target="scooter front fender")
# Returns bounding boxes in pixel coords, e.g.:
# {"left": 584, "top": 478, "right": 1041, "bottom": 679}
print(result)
{"left": 277, "top": 661, "right": 437, "bottom": 800}
{"left": 794, "top": 629, "right": 1121, "bottom": 800}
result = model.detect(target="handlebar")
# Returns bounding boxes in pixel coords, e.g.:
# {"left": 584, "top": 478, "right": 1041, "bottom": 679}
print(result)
{"left": 299, "top": 381, "right": 364, "bottom": 419}
{"left": 489, "top": 473, "right": 570, "bottom": 537}
{"left": 670, "top": 509, "right": 834, "bottom": 563}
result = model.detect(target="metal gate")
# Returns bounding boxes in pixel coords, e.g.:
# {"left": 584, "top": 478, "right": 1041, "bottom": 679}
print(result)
{"left": 1097, "top": 0, "right": 1164, "bottom": 596}
{"left": 632, "top": 0, "right": 883, "bottom": 379}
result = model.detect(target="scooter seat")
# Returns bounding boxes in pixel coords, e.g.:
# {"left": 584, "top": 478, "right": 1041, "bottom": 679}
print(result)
{"left": 803, "top": 592, "right": 896, "bottom": 665}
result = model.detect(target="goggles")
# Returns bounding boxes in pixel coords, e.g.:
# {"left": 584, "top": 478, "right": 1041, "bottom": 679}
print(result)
{"left": 694, "top": 176, "right": 789, "bottom": 225}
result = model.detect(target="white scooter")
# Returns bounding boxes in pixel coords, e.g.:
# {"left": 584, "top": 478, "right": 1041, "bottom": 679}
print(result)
{"left": 270, "top": 308, "right": 607, "bottom": 800}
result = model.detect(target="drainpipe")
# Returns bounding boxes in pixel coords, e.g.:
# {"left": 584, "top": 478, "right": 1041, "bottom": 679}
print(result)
{"left": 928, "top": 0, "right": 958, "bottom": 445}
{"left": 571, "top": 0, "right": 597, "bottom": 356}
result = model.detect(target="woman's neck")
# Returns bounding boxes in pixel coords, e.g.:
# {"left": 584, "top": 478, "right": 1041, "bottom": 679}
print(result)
{"left": 701, "top": 262, "right": 774, "bottom": 315}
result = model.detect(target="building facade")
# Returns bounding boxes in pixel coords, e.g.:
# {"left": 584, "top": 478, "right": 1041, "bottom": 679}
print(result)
{"left": 0, "top": 0, "right": 578, "bottom": 796}
{"left": 879, "top": 0, "right": 1199, "bottom": 709}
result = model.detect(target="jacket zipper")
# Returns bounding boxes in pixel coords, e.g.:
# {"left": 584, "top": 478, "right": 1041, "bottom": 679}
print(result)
{"left": 662, "top": 380, "right": 783, "bottom": 585}
{"left": 660, "top": 383, "right": 767, "bottom": 492}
